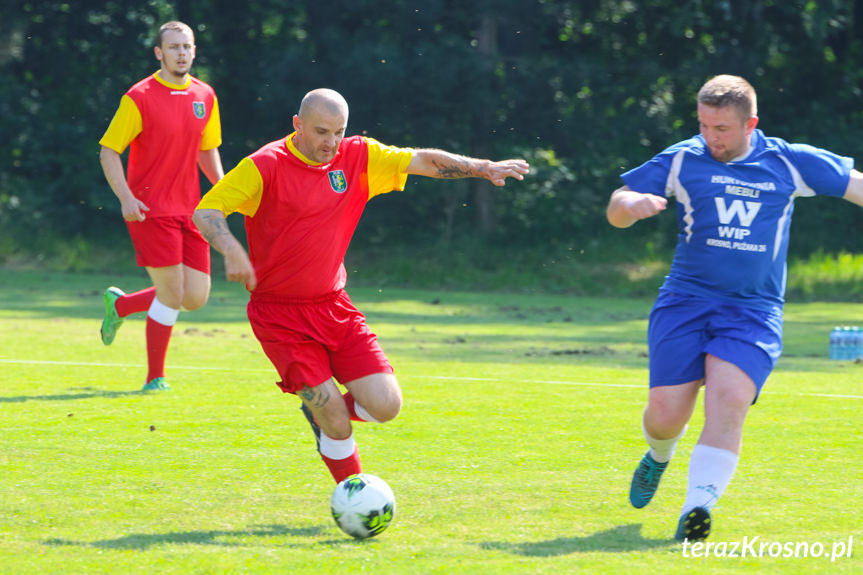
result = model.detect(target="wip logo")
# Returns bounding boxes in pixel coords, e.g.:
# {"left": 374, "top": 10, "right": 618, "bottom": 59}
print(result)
{"left": 192, "top": 101, "right": 206, "bottom": 119}
{"left": 328, "top": 170, "right": 348, "bottom": 193}
{"left": 714, "top": 197, "right": 760, "bottom": 240}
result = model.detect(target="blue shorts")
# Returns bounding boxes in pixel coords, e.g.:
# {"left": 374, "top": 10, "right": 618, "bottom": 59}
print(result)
{"left": 647, "top": 291, "right": 783, "bottom": 398}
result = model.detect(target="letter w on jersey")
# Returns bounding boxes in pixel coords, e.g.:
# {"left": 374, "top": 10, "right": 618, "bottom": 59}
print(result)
{"left": 715, "top": 197, "right": 760, "bottom": 239}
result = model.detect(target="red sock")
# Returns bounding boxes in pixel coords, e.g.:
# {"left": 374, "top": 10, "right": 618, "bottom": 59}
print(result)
{"left": 116, "top": 287, "right": 157, "bottom": 317}
{"left": 145, "top": 316, "right": 173, "bottom": 382}
{"left": 321, "top": 447, "right": 362, "bottom": 484}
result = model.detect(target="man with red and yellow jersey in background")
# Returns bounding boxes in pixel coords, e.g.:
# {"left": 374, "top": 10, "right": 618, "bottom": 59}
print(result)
{"left": 193, "top": 88, "right": 529, "bottom": 483}
{"left": 99, "top": 21, "right": 225, "bottom": 391}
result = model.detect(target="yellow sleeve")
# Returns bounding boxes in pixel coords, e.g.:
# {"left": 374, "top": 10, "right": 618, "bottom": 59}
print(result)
{"left": 200, "top": 96, "right": 222, "bottom": 150}
{"left": 366, "top": 137, "right": 414, "bottom": 199}
{"left": 196, "top": 157, "right": 263, "bottom": 217}
{"left": 99, "top": 95, "right": 142, "bottom": 153}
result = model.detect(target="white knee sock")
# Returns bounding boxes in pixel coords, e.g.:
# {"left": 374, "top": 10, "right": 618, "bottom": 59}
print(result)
{"left": 682, "top": 443, "right": 739, "bottom": 513}
{"left": 354, "top": 401, "right": 380, "bottom": 423}
{"left": 148, "top": 297, "right": 180, "bottom": 326}
{"left": 644, "top": 421, "right": 687, "bottom": 463}
{"left": 319, "top": 432, "right": 356, "bottom": 460}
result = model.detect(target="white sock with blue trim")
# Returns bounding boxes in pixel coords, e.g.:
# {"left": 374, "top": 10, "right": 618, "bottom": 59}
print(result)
{"left": 682, "top": 443, "right": 738, "bottom": 513}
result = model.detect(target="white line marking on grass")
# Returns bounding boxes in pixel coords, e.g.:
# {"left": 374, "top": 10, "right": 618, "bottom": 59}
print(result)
{"left": 411, "top": 374, "right": 863, "bottom": 399}
{"left": 3, "top": 359, "right": 861, "bottom": 399}
{"left": 801, "top": 392, "right": 863, "bottom": 399}
{"left": 415, "top": 374, "right": 642, "bottom": 388}
{"left": 0, "top": 358, "right": 274, "bottom": 373}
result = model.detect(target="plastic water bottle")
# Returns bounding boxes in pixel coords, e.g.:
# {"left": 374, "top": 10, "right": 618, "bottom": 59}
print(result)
{"left": 840, "top": 326, "right": 852, "bottom": 360}
{"left": 829, "top": 327, "right": 841, "bottom": 360}
{"left": 828, "top": 326, "right": 863, "bottom": 360}
{"left": 852, "top": 326, "right": 863, "bottom": 360}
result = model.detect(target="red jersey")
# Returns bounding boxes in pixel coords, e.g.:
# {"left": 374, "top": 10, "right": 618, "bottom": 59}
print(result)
{"left": 100, "top": 72, "right": 221, "bottom": 217}
{"left": 197, "top": 134, "right": 413, "bottom": 300}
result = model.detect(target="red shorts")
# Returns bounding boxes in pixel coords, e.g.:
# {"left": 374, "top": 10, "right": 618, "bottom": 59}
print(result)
{"left": 247, "top": 290, "right": 393, "bottom": 394}
{"left": 126, "top": 215, "right": 210, "bottom": 273}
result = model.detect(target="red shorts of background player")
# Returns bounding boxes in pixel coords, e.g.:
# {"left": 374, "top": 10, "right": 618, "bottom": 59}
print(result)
{"left": 247, "top": 290, "right": 393, "bottom": 394}
{"left": 126, "top": 215, "right": 211, "bottom": 273}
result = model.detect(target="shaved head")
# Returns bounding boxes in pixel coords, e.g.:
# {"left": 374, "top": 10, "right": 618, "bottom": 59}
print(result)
{"left": 292, "top": 88, "right": 349, "bottom": 164}
{"left": 298, "top": 88, "right": 349, "bottom": 121}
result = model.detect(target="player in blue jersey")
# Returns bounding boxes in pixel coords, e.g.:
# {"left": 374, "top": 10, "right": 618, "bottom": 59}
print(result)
{"left": 607, "top": 75, "right": 863, "bottom": 542}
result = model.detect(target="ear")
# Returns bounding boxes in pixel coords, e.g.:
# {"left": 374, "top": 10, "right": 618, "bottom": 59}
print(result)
{"left": 746, "top": 115, "right": 759, "bottom": 133}
{"left": 292, "top": 114, "right": 301, "bottom": 132}
{"left": 154, "top": 46, "right": 163, "bottom": 62}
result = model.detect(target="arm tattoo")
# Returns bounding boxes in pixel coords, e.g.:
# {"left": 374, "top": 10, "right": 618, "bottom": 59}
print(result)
{"left": 299, "top": 385, "right": 331, "bottom": 409}
{"left": 199, "top": 212, "right": 231, "bottom": 246}
{"left": 432, "top": 157, "right": 475, "bottom": 179}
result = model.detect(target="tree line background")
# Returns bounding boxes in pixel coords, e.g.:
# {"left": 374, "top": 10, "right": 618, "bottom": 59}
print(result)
{"left": 1, "top": 0, "right": 862, "bottom": 276}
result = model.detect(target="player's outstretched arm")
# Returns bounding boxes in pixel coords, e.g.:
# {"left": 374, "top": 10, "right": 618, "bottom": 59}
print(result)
{"left": 193, "top": 208, "right": 257, "bottom": 290}
{"left": 606, "top": 186, "right": 668, "bottom": 228}
{"left": 843, "top": 169, "right": 863, "bottom": 208}
{"left": 406, "top": 149, "right": 529, "bottom": 187}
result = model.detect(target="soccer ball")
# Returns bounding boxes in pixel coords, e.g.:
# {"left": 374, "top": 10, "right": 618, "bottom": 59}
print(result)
{"left": 330, "top": 473, "right": 396, "bottom": 539}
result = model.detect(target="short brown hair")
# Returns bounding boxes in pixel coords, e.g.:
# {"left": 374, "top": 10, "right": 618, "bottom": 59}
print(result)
{"left": 697, "top": 75, "right": 757, "bottom": 122}
{"left": 156, "top": 21, "right": 194, "bottom": 49}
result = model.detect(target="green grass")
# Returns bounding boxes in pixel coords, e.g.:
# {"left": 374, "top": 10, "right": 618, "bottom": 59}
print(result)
{"left": 787, "top": 251, "right": 863, "bottom": 301}
{"left": 0, "top": 269, "right": 861, "bottom": 574}
{"left": 5, "top": 238, "right": 863, "bottom": 301}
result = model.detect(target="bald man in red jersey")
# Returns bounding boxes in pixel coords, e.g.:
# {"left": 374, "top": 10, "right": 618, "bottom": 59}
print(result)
{"left": 99, "top": 21, "right": 224, "bottom": 392}
{"left": 194, "top": 88, "right": 529, "bottom": 483}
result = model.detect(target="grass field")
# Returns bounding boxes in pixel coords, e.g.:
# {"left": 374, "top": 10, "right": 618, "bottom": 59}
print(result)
{"left": 0, "top": 269, "right": 860, "bottom": 574}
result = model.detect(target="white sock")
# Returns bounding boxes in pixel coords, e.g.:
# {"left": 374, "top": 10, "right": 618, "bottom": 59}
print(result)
{"left": 644, "top": 421, "right": 687, "bottom": 463}
{"left": 682, "top": 444, "right": 739, "bottom": 513}
{"left": 148, "top": 297, "right": 180, "bottom": 326}
{"left": 319, "top": 432, "right": 356, "bottom": 460}
{"left": 354, "top": 401, "right": 379, "bottom": 423}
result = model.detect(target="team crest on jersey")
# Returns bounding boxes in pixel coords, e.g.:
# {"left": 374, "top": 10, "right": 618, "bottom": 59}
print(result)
{"left": 192, "top": 101, "right": 206, "bottom": 119}
{"left": 328, "top": 170, "right": 348, "bottom": 193}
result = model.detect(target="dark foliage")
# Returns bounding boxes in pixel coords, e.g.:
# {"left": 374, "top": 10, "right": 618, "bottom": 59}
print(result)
{"left": 1, "top": 0, "right": 861, "bottom": 263}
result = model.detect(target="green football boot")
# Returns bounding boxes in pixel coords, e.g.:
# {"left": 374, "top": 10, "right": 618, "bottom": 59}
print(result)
{"left": 100, "top": 286, "right": 125, "bottom": 346}
{"left": 142, "top": 377, "right": 171, "bottom": 392}
{"left": 629, "top": 451, "right": 669, "bottom": 508}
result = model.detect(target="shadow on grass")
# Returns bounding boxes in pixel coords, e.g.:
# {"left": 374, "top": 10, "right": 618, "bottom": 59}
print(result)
{"left": 44, "top": 524, "right": 330, "bottom": 549}
{"left": 0, "top": 387, "right": 144, "bottom": 403}
{"left": 480, "top": 523, "right": 674, "bottom": 556}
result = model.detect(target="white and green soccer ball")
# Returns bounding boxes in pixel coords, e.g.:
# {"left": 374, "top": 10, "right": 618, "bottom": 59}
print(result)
{"left": 330, "top": 473, "right": 396, "bottom": 539}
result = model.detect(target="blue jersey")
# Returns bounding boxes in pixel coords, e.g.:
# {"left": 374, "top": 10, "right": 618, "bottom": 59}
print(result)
{"left": 621, "top": 129, "right": 852, "bottom": 311}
